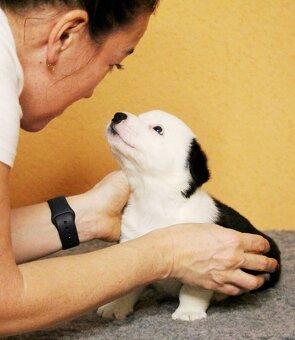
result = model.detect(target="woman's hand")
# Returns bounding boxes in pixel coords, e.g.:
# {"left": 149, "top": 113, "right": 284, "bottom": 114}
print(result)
{"left": 11, "top": 171, "right": 129, "bottom": 263}
{"left": 74, "top": 171, "right": 130, "bottom": 242}
{"left": 156, "top": 223, "right": 278, "bottom": 295}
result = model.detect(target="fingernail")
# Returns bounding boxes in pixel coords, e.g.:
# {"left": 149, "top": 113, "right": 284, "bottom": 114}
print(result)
{"left": 271, "top": 262, "right": 280, "bottom": 273}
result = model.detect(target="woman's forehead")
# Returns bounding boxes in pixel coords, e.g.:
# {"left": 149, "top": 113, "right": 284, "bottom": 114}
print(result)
{"left": 100, "top": 13, "right": 150, "bottom": 52}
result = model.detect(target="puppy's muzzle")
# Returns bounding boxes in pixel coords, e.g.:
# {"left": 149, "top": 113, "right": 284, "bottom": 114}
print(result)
{"left": 110, "top": 112, "right": 128, "bottom": 135}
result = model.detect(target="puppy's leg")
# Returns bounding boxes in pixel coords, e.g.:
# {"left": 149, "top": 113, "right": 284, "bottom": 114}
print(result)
{"left": 97, "top": 286, "right": 145, "bottom": 320}
{"left": 172, "top": 285, "right": 213, "bottom": 321}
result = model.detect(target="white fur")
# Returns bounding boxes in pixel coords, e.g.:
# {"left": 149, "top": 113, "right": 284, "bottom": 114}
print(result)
{"left": 97, "top": 110, "right": 220, "bottom": 321}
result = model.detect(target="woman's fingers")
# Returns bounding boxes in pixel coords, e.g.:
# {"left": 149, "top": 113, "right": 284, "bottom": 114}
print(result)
{"left": 226, "top": 270, "right": 266, "bottom": 291}
{"left": 240, "top": 233, "right": 270, "bottom": 254}
{"left": 241, "top": 253, "right": 278, "bottom": 272}
{"left": 211, "top": 270, "right": 266, "bottom": 295}
{"left": 214, "top": 284, "right": 243, "bottom": 296}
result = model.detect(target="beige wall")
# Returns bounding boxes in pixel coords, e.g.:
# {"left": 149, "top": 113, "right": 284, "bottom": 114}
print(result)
{"left": 10, "top": 0, "right": 295, "bottom": 230}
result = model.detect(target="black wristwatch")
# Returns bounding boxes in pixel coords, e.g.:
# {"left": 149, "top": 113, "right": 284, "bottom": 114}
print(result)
{"left": 47, "top": 196, "right": 80, "bottom": 249}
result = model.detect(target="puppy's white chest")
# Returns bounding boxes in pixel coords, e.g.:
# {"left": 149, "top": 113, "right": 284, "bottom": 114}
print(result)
{"left": 120, "top": 190, "right": 218, "bottom": 242}
{"left": 120, "top": 199, "right": 175, "bottom": 242}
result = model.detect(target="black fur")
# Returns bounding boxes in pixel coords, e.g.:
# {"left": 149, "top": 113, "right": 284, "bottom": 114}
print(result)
{"left": 184, "top": 138, "right": 281, "bottom": 290}
{"left": 213, "top": 199, "right": 281, "bottom": 290}
{"left": 182, "top": 139, "right": 210, "bottom": 198}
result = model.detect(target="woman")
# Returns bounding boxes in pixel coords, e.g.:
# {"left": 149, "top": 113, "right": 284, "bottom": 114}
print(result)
{"left": 0, "top": 0, "right": 277, "bottom": 336}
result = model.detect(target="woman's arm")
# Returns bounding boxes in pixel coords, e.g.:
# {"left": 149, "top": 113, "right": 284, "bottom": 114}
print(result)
{"left": 2, "top": 165, "right": 168, "bottom": 335}
{"left": 7, "top": 231, "right": 169, "bottom": 335}
{"left": 11, "top": 172, "right": 129, "bottom": 264}
{"left": 3, "top": 228, "right": 276, "bottom": 336}
{"left": 1, "top": 164, "right": 277, "bottom": 336}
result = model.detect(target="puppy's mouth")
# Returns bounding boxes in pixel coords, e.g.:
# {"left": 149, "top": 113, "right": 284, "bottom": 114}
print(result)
{"left": 110, "top": 123, "right": 118, "bottom": 135}
{"left": 109, "top": 123, "right": 135, "bottom": 149}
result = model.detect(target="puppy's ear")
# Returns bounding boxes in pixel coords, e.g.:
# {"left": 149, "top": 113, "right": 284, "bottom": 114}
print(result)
{"left": 182, "top": 139, "right": 210, "bottom": 198}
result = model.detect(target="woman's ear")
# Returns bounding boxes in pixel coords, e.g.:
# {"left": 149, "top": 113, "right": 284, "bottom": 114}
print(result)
{"left": 46, "top": 9, "right": 89, "bottom": 66}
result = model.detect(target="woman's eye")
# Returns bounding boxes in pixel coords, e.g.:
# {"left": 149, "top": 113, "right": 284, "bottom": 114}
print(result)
{"left": 153, "top": 126, "right": 163, "bottom": 135}
{"left": 109, "top": 64, "right": 125, "bottom": 72}
{"left": 114, "top": 64, "right": 124, "bottom": 70}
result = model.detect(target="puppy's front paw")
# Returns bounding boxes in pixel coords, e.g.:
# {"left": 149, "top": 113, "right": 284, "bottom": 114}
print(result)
{"left": 172, "top": 307, "right": 207, "bottom": 321}
{"left": 96, "top": 300, "right": 134, "bottom": 320}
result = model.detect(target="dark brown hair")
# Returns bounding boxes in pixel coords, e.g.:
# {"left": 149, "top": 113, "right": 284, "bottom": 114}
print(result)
{"left": 0, "top": 0, "right": 159, "bottom": 39}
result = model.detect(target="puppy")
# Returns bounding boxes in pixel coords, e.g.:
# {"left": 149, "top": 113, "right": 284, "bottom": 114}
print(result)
{"left": 97, "top": 110, "right": 280, "bottom": 321}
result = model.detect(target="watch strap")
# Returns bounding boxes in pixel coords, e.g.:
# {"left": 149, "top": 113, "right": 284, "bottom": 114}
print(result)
{"left": 47, "top": 196, "right": 80, "bottom": 249}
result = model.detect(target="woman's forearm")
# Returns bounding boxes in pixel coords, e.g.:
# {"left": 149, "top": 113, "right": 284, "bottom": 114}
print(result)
{"left": 2, "top": 231, "right": 168, "bottom": 336}
{"left": 11, "top": 172, "right": 129, "bottom": 264}
{"left": 10, "top": 194, "right": 98, "bottom": 264}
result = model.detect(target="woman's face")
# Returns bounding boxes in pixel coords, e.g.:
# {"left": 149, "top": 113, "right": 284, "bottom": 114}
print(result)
{"left": 20, "top": 12, "right": 151, "bottom": 132}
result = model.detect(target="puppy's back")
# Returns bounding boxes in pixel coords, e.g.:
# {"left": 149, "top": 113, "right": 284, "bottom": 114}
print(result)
{"left": 213, "top": 199, "right": 281, "bottom": 291}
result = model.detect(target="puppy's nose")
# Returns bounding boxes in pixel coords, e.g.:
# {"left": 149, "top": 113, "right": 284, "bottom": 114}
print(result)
{"left": 112, "top": 112, "right": 127, "bottom": 124}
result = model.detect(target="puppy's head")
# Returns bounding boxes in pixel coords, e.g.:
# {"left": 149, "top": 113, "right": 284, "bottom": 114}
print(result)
{"left": 106, "top": 110, "right": 209, "bottom": 197}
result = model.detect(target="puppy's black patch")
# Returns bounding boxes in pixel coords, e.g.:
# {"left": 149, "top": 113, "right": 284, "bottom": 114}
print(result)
{"left": 213, "top": 198, "right": 281, "bottom": 290}
{"left": 182, "top": 139, "right": 210, "bottom": 198}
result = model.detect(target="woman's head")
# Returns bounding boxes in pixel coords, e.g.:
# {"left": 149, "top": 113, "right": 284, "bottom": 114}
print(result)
{"left": 0, "top": 0, "right": 159, "bottom": 41}
{"left": 1, "top": 1, "right": 159, "bottom": 131}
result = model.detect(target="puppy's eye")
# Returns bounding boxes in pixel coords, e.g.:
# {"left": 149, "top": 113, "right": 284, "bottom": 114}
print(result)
{"left": 153, "top": 126, "right": 163, "bottom": 135}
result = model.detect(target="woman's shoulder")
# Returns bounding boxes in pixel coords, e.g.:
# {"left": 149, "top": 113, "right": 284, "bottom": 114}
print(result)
{"left": 0, "top": 8, "right": 23, "bottom": 168}
{"left": 0, "top": 8, "right": 24, "bottom": 95}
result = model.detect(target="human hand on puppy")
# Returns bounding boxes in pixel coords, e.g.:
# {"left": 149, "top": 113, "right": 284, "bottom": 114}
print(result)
{"left": 154, "top": 223, "right": 278, "bottom": 295}
{"left": 69, "top": 171, "right": 130, "bottom": 243}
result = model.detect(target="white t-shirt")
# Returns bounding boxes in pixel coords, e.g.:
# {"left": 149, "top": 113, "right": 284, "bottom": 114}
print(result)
{"left": 0, "top": 8, "right": 24, "bottom": 167}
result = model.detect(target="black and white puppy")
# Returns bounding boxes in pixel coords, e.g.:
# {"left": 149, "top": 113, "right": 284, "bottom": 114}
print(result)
{"left": 97, "top": 110, "right": 280, "bottom": 321}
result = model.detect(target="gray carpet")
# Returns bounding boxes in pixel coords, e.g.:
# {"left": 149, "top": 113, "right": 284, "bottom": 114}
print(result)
{"left": 7, "top": 231, "right": 295, "bottom": 340}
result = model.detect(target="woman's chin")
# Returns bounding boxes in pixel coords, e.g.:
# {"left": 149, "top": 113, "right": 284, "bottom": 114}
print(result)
{"left": 20, "top": 110, "right": 64, "bottom": 132}
{"left": 20, "top": 117, "right": 50, "bottom": 132}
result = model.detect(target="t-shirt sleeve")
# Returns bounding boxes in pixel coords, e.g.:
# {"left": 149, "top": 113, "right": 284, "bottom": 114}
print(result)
{"left": 0, "top": 41, "right": 22, "bottom": 168}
